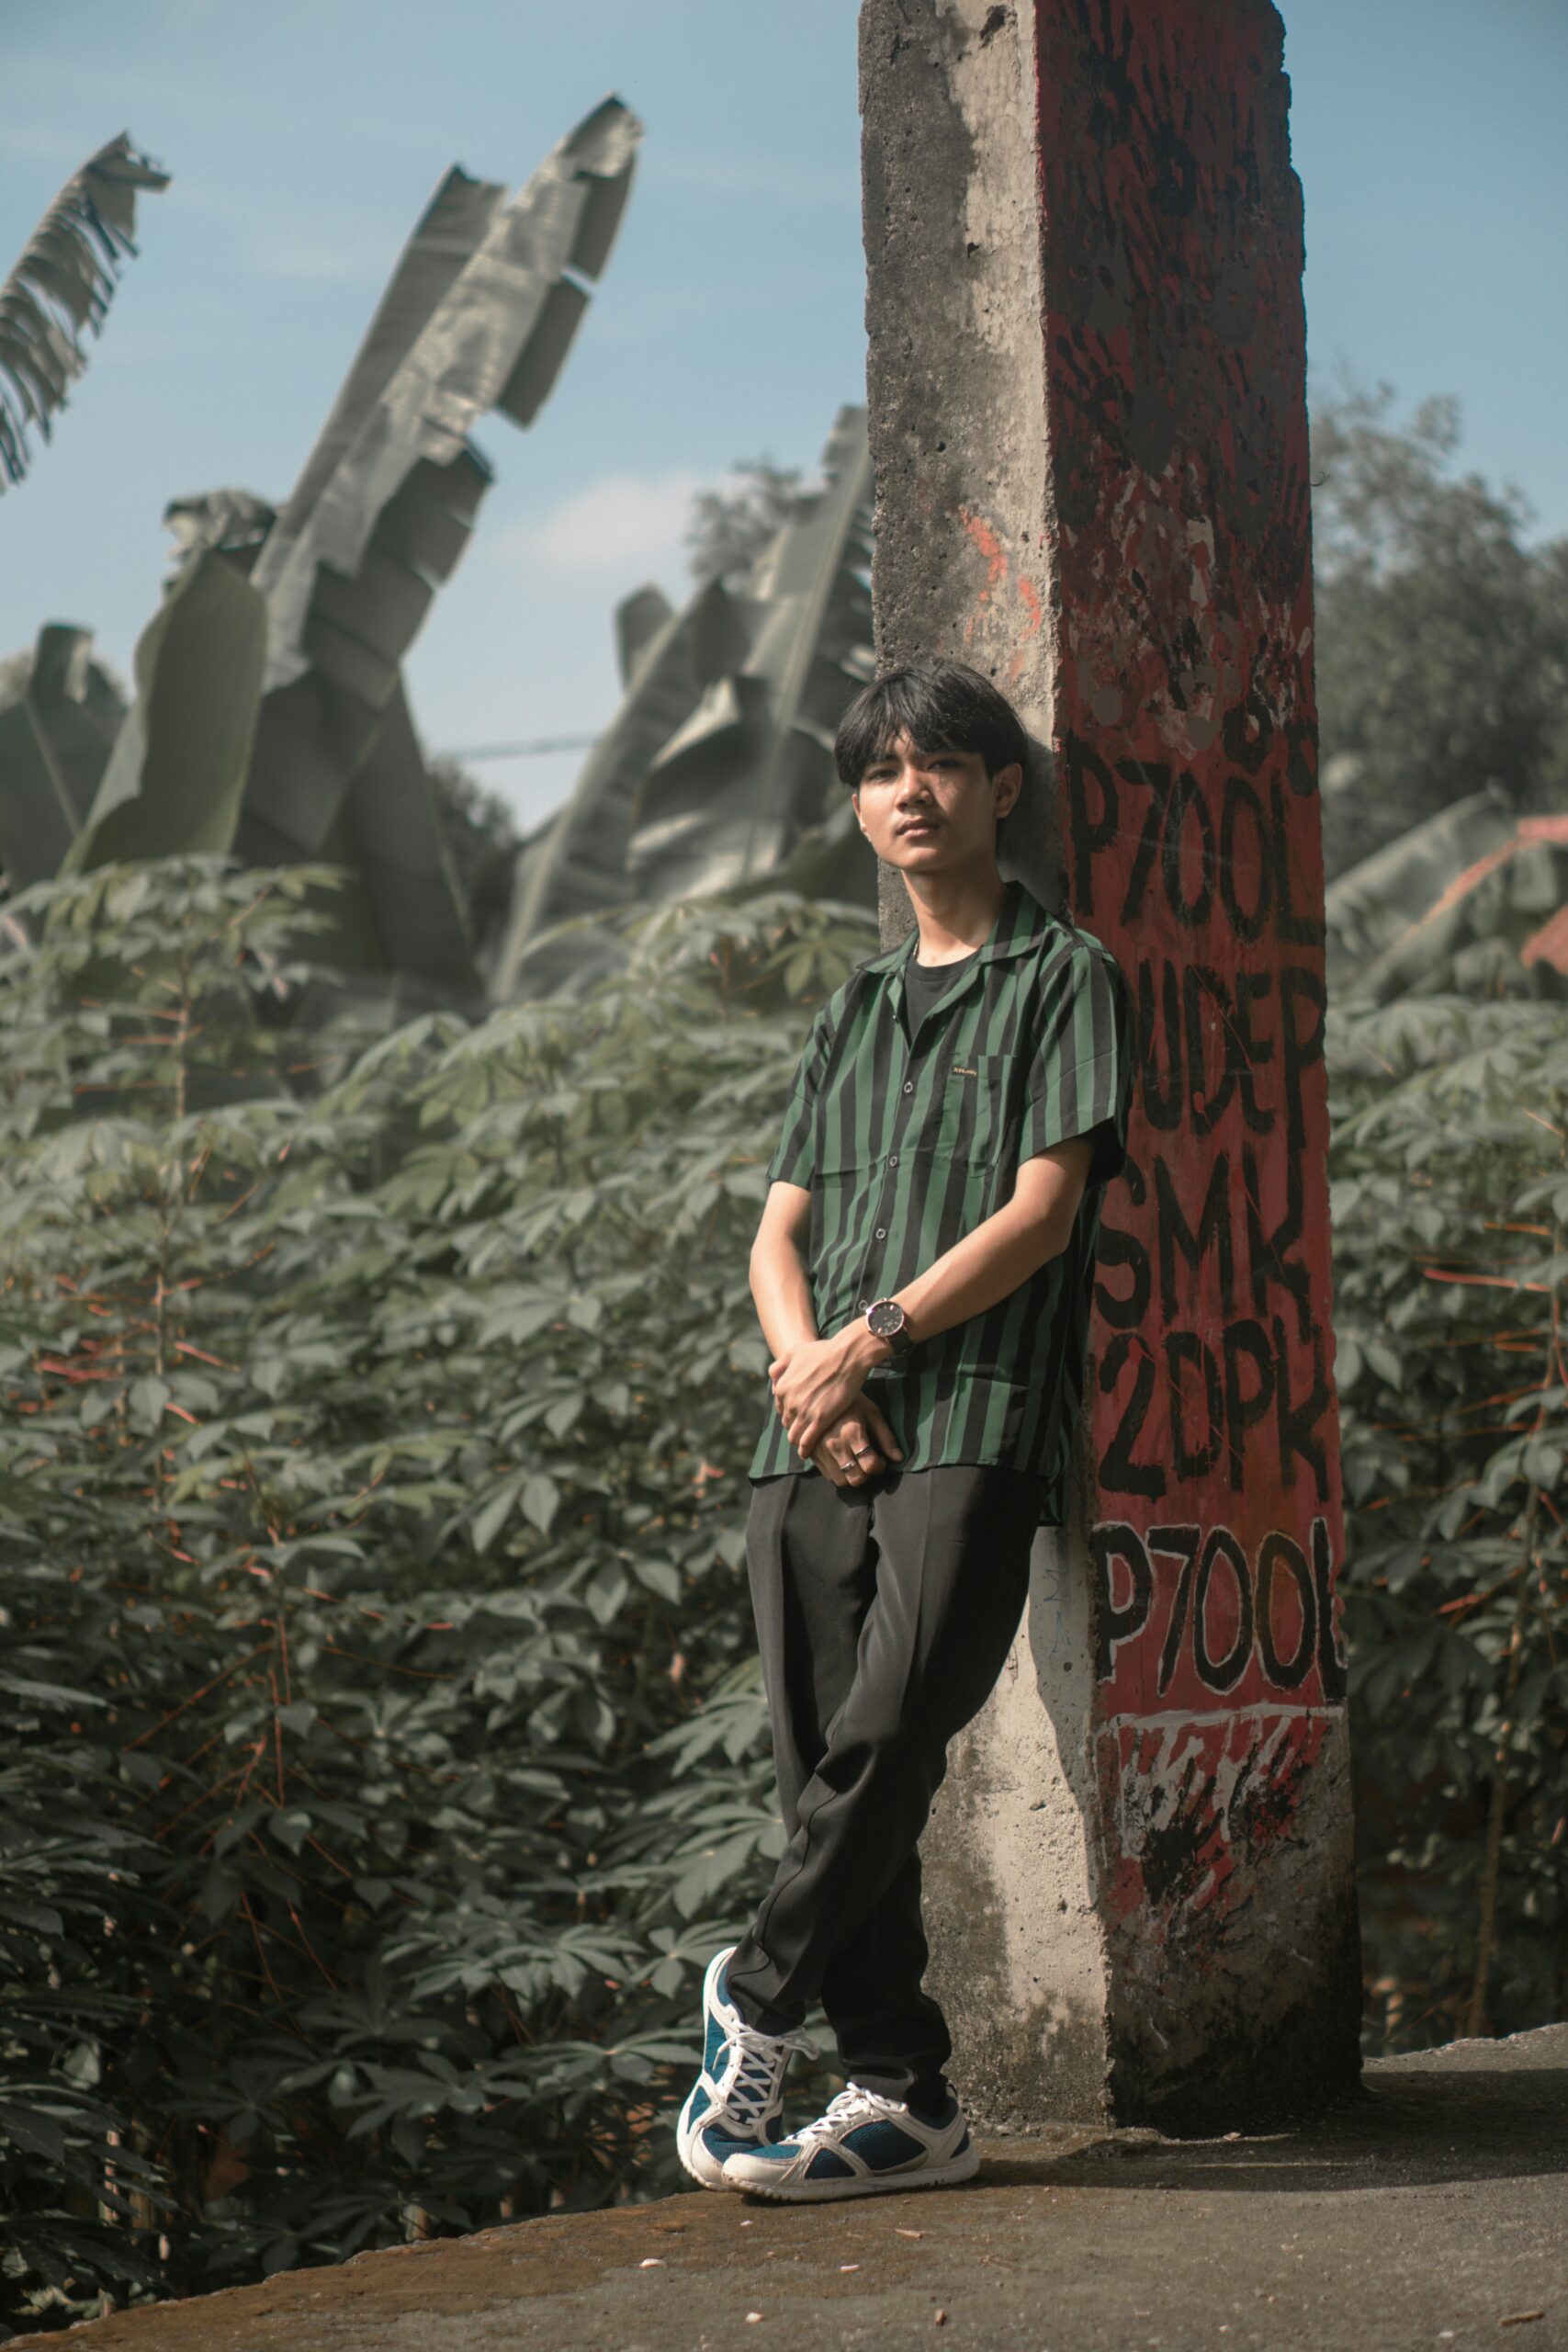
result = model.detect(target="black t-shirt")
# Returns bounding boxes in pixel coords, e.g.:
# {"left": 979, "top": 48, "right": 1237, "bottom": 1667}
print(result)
{"left": 902, "top": 944, "right": 982, "bottom": 1034}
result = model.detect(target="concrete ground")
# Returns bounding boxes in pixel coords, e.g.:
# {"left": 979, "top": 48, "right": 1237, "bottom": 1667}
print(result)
{"left": 16, "top": 2027, "right": 1566, "bottom": 2352}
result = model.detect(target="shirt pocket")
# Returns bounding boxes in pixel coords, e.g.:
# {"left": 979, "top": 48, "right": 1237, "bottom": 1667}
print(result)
{"left": 934, "top": 1050, "right": 1011, "bottom": 1166}
{"left": 808, "top": 1149, "right": 873, "bottom": 1277}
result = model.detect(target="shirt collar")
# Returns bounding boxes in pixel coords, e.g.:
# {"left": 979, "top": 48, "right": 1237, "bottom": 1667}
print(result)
{"left": 858, "top": 874, "right": 1052, "bottom": 976}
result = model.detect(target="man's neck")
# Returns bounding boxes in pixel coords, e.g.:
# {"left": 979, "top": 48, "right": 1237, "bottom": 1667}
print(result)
{"left": 907, "top": 862, "right": 1007, "bottom": 965}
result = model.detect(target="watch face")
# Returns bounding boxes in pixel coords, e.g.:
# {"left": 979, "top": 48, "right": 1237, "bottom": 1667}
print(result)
{"left": 867, "top": 1299, "right": 905, "bottom": 1339}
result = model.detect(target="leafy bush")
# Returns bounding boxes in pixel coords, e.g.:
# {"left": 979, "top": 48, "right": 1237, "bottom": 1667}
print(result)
{"left": 1312, "top": 387, "right": 1568, "bottom": 881}
{"left": 1327, "top": 986, "right": 1568, "bottom": 2048}
{"left": 4, "top": 851, "right": 1564, "bottom": 2328}
{"left": 0, "top": 860, "right": 871, "bottom": 2331}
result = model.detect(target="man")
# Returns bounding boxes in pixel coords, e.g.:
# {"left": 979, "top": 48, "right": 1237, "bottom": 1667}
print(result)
{"left": 676, "top": 661, "right": 1132, "bottom": 2201}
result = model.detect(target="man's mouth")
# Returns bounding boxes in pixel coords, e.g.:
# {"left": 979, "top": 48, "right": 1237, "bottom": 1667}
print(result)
{"left": 897, "top": 818, "right": 942, "bottom": 837}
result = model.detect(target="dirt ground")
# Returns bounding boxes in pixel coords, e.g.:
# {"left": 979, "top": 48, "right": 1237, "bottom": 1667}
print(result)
{"left": 14, "top": 2025, "right": 1566, "bottom": 2352}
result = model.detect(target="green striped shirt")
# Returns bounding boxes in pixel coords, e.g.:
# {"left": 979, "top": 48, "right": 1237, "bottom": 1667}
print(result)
{"left": 748, "top": 875, "right": 1133, "bottom": 1524}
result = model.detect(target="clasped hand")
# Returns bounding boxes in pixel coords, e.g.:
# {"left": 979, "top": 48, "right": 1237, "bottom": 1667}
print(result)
{"left": 768, "top": 1331, "right": 903, "bottom": 1487}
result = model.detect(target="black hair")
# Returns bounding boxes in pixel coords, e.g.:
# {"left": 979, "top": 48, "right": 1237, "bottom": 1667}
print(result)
{"left": 833, "top": 660, "right": 1030, "bottom": 789}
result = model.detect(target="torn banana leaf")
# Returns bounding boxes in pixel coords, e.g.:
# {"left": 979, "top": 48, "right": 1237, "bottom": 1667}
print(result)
{"left": 494, "top": 577, "right": 748, "bottom": 1000}
{"left": 63, "top": 550, "right": 266, "bottom": 873}
{"left": 1325, "top": 788, "right": 1519, "bottom": 998}
{"left": 0, "top": 132, "right": 169, "bottom": 492}
{"left": 242, "top": 97, "right": 642, "bottom": 868}
{"left": 0, "top": 626, "right": 126, "bottom": 885}
{"left": 622, "top": 404, "right": 875, "bottom": 906}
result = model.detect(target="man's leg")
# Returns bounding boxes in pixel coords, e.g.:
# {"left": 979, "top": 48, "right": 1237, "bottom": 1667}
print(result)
{"left": 818, "top": 1849, "right": 948, "bottom": 2112}
{"left": 672, "top": 1471, "right": 872, "bottom": 2184}
{"left": 728, "top": 1463, "right": 1043, "bottom": 2104}
{"left": 735, "top": 1472, "right": 947, "bottom": 2098}
{"left": 736, "top": 1469, "right": 878, "bottom": 2018}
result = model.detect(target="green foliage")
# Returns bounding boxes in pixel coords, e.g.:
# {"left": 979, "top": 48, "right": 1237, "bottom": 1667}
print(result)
{"left": 5, "top": 833, "right": 1562, "bottom": 2329}
{"left": 1312, "top": 387, "right": 1568, "bottom": 880}
{"left": 1327, "top": 984, "right": 1568, "bottom": 2049}
{"left": 685, "top": 459, "right": 806, "bottom": 586}
{"left": 0, "top": 857, "right": 873, "bottom": 2331}
{"left": 427, "top": 754, "right": 522, "bottom": 933}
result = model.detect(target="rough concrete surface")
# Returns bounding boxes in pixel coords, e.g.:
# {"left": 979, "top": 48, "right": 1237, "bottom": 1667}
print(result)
{"left": 860, "top": 0, "right": 1120, "bottom": 2130}
{"left": 859, "top": 0, "right": 1362, "bottom": 2135}
{"left": 17, "top": 2028, "right": 1566, "bottom": 2352}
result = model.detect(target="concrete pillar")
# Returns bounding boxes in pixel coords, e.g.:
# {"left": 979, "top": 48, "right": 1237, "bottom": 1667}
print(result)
{"left": 860, "top": 0, "right": 1361, "bottom": 2132}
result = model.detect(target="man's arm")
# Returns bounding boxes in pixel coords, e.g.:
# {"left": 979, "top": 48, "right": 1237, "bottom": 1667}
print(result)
{"left": 767, "top": 1136, "right": 1097, "bottom": 1464}
{"left": 766, "top": 934, "right": 1131, "bottom": 1465}
{"left": 750, "top": 1182, "right": 904, "bottom": 1481}
{"left": 748, "top": 1181, "right": 819, "bottom": 1360}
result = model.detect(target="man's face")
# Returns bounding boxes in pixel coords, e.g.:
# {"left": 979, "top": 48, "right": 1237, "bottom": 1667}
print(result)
{"left": 852, "top": 730, "right": 1022, "bottom": 873}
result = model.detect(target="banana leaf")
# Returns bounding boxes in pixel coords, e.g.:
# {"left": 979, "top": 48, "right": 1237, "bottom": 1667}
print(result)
{"left": 163, "top": 488, "right": 276, "bottom": 580}
{"left": 259, "top": 167, "right": 502, "bottom": 584}
{"left": 228, "top": 97, "right": 638, "bottom": 1010}
{"left": 615, "top": 584, "right": 674, "bottom": 686}
{"left": 0, "top": 132, "right": 169, "bottom": 491}
{"left": 333, "top": 679, "right": 481, "bottom": 1002}
{"left": 1325, "top": 788, "right": 1520, "bottom": 999}
{"left": 1347, "top": 817, "right": 1568, "bottom": 1004}
{"left": 0, "top": 626, "right": 128, "bottom": 885}
{"left": 621, "top": 404, "right": 875, "bottom": 903}
{"left": 242, "top": 95, "right": 642, "bottom": 864}
{"left": 62, "top": 550, "right": 266, "bottom": 873}
{"left": 493, "top": 577, "right": 748, "bottom": 999}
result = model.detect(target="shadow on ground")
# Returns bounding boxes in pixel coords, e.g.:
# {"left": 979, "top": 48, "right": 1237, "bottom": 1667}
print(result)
{"left": 987, "top": 2053, "right": 1568, "bottom": 2198}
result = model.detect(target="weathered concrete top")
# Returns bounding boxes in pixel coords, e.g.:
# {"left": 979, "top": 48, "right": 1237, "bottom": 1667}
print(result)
{"left": 19, "top": 2028, "right": 1567, "bottom": 2351}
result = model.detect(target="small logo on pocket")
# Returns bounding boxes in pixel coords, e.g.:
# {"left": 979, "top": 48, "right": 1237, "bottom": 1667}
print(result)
{"left": 953, "top": 1064, "right": 976, "bottom": 1077}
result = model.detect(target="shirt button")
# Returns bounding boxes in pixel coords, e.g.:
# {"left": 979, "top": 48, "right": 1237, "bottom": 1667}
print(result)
{"left": 888, "top": 1154, "right": 898, "bottom": 1168}
{"left": 875, "top": 1226, "right": 886, "bottom": 1238}
{"left": 857, "top": 1300, "right": 869, "bottom": 1314}
{"left": 903, "top": 1081, "right": 914, "bottom": 1094}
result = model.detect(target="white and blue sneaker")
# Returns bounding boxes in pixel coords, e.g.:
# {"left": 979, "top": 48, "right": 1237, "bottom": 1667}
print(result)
{"left": 720, "top": 2081, "right": 978, "bottom": 2201}
{"left": 675, "top": 1946, "right": 815, "bottom": 2190}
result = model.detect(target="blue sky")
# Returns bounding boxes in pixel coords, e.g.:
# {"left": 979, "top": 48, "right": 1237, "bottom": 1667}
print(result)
{"left": 2, "top": 0, "right": 1564, "bottom": 831}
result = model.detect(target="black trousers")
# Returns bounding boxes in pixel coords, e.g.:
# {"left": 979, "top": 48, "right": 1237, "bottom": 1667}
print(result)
{"left": 726, "top": 1462, "right": 1043, "bottom": 2109}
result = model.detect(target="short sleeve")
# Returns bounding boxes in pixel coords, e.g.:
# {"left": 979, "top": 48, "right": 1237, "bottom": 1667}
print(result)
{"left": 764, "top": 1003, "right": 834, "bottom": 1190}
{"left": 1019, "top": 936, "right": 1133, "bottom": 1188}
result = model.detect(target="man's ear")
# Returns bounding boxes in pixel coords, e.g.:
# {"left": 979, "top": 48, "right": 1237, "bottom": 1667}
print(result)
{"left": 992, "top": 762, "right": 1024, "bottom": 823}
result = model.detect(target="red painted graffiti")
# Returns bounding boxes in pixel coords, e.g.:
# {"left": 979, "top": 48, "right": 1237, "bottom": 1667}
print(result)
{"left": 1030, "top": 0, "right": 1348, "bottom": 1929}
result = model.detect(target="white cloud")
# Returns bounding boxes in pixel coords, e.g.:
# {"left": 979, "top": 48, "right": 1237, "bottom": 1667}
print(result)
{"left": 497, "top": 470, "right": 707, "bottom": 578}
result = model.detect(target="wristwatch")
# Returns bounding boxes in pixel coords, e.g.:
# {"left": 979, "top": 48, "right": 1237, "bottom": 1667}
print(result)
{"left": 865, "top": 1296, "right": 916, "bottom": 1357}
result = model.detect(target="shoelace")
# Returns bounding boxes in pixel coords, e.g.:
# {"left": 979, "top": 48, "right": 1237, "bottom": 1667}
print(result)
{"left": 790, "top": 2083, "right": 897, "bottom": 2149}
{"left": 720, "top": 2018, "right": 817, "bottom": 2129}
